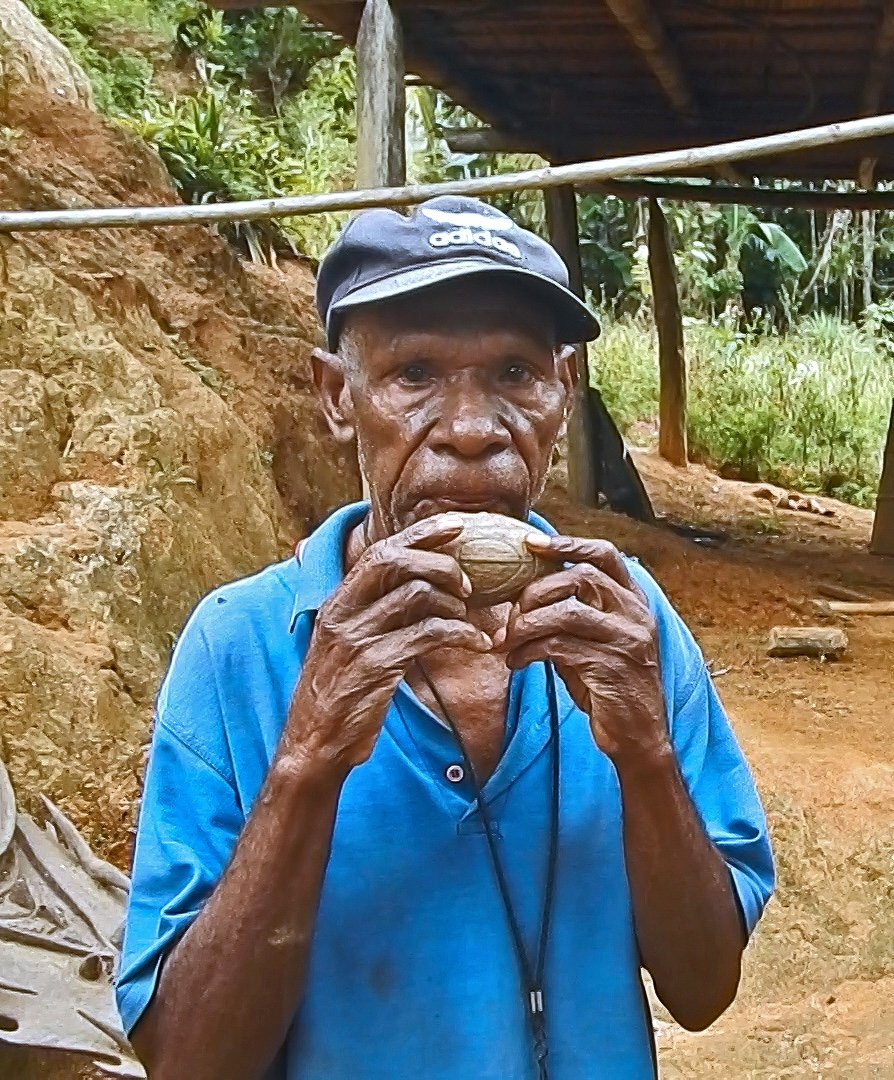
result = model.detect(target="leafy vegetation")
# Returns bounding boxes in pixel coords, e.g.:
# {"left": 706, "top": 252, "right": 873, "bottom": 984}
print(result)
{"left": 25, "top": 0, "right": 355, "bottom": 259}
{"left": 594, "top": 312, "right": 894, "bottom": 506}
{"left": 20, "top": 0, "right": 894, "bottom": 504}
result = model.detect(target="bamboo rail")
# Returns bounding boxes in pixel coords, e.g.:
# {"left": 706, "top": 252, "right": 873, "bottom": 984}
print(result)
{"left": 3, "top": 113, "right": 894, "bottom": 233}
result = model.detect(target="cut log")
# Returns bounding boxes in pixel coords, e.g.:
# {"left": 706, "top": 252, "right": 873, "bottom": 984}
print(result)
{"left": 767, "top": 626, "right": 849, "bottom": 659}
{"left": 818, "top": 599, "right": 894, "bottom": 616}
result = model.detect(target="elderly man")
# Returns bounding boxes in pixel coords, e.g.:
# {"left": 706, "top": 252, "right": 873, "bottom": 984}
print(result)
{"left": 117, "top": 196, "right": 774, "bottom": 1080}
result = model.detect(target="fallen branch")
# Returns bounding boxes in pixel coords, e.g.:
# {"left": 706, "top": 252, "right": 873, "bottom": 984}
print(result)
{"left": 2, "top": 112, "right": 894, "bottom": 233}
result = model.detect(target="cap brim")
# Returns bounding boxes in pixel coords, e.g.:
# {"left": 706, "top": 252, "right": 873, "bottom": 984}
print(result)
{"left": 327, "top": 259, "right": 600, "bottom": 349}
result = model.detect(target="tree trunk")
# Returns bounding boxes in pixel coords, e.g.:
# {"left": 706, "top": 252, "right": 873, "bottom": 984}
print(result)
{"left": 647, "top": 198, "right": 687, "bottom": 467}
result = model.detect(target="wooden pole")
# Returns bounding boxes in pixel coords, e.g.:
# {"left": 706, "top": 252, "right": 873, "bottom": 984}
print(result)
{"left": 647, "top": 198, "right": 687, "bottom": 468}
{"left": 6, "top": 112, "right": 894, "bottom": 233}
{"left": 871, "top": 399, "right": 894, "bottom": 556}
{"left": 544, "top": 185, "right": 598, "bottom": 506}
{"left": 858, "top": 1, "right": 894, "bottom": 186}
{"left": 584, "top": 179, "right": 894, "bottom": 213}
{"left": 355, "top": 0, "right": 405, "bottom": 189}
{"left": 862, "top": 208, "right": 875, "bottom": 310}
{"left": 355, "top": 0, "right": 405, "bottom": 499}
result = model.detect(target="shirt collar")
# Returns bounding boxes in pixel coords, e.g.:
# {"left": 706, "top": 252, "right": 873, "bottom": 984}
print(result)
{"left": 289, "top": 501, "right": 557, "bottom": 633}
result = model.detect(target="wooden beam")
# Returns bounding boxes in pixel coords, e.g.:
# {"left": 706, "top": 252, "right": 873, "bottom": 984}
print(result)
{"left": 587, "top": 179, "right": 894, "bottom": 212}
{"left": 356, "top": 0, "right": 405, "bottom": 189}
{"left": 7, "top": 112, "right": 894, "bottom": 235}
{"left": 602, "top": 0, "right": 698, "bottom": 123}
{"left": 862, "top": 3, "right": 894, "bottom": 114}
{"left": 442, "top": 127, "right": 529, "bottom": 155}
{"left": 647, "top": 198, "right": 687, "bottom": 468}
{"left": 871, "top": 399, "right": 894, "bottom": 556}
{"left": 544, "top": 185, "right": 598, "bottom": 506}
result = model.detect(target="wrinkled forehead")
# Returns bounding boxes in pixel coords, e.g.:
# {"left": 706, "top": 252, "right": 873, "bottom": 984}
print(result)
{"left": 341, "top": 277, "right": 559, "bottom": 354}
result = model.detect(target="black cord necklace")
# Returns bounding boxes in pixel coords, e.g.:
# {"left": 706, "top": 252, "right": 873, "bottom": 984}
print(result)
{"left": 413, "top": 659, "right": 561, "bottom": 1080}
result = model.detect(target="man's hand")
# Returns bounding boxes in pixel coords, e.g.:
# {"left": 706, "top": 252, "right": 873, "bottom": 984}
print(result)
{"left": 499, "top": 533, "right": 669, "bottom": 769}
{"left": 284, "top": 514, "right": 492, "bottom": 774}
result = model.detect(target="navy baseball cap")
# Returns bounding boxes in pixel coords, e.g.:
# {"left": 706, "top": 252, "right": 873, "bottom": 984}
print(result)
{"left": 315, "top": 195, "right": 600, "bottom": 350}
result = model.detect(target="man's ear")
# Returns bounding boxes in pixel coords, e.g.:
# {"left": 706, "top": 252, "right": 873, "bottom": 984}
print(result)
{"left": 312, "top": 347, "right": 356, "bottom": 445}
{"left": 556, "top": 344, "right": 580, "bottom": 439}
{"left": 557, "top": 343, "right": 580, "bottom": 393}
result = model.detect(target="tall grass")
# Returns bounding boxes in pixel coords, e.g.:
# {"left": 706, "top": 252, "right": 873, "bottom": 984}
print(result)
{"left": 591, "top": 313, "right": 894, "bottom": 507}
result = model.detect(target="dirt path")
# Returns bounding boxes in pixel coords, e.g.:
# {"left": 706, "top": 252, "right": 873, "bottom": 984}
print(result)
{"left": 542, "top": 450, "right": 894, "bottom": 1078}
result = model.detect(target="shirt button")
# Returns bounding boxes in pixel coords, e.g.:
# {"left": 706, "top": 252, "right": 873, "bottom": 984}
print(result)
{"left": 445, "top": 764, "right": 465, "bottom": 783}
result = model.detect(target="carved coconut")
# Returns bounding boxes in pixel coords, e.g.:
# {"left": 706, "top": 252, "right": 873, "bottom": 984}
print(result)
{"left": 437, "top": 512, "right": 555, "bottom": 606}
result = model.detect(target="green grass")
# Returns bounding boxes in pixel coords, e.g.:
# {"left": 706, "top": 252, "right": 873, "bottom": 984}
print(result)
{"left": 591, "top": 312, "right": 894, "bottom": 507}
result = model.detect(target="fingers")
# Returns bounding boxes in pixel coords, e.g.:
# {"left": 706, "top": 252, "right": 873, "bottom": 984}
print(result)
{"left": 338, "top": 545, "right": 471, "bottom": 610}
{"left": 353, "top": 579, "right": 468, "bottom": 634}
{"left": 507, "top": 596, "right": 618, "bottom": 651}
{"left": 515, "top": 563, "right": 630, "bottom": 617}
{"left": 505, "top": 627, "right": 656, "bottom": 672}
{"left": 525, "top": 533, "right": 634, "bottom": 590}
{"left": 372, "top": 618, "right": 493, "bottom": 668}
{"left": 503, "top": 595, "right": 656, "bottom": 669}
{"left": 395, "top": 513, "right": 466, "bottom": 551}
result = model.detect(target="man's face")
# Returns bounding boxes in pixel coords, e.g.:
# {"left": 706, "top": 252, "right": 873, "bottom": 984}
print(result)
{"left": 314, "top": 278, "right": 577, "bottom": 533}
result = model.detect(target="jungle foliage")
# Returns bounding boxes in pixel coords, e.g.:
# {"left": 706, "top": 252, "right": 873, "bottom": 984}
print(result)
{"left": 23, "top": 0, "right": 894, "bottom": 506}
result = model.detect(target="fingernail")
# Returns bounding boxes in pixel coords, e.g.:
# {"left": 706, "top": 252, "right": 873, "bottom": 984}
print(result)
{"left": 525, "top": 532, "right": 551, "bottom": 548}
{"left": 461, "top": 572, "right": 473, "bottom": 596}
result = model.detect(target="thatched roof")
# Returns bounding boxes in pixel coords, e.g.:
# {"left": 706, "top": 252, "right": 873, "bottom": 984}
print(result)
{"left": 217, "top": 1, "right": 894, "bottom": 182}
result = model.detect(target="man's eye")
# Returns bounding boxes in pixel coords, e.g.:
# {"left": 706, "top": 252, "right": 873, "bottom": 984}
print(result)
{"left": 400, "top": 365, "right": 429, "bottom": 384}
{"left": 501, "top": 363, "right": 533, "bottom": 383}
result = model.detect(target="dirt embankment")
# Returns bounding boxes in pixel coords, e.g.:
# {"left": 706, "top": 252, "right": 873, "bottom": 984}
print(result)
{"left": 0, "top": 60, "right": 359, "bottom": 864}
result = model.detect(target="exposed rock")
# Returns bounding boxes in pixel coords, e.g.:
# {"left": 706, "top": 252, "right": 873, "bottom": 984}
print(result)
{"left": 0, "top": 74, "right": 359, "bottom": 864}
{"left": 0, "top": 0, "right": 93, "bottom": 109}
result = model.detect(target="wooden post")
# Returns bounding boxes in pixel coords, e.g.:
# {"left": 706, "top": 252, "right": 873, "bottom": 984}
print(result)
{"left": 355, "top": 0, "right": 406, "bottom": 189}
{"left": 545, "top": 184, "right": 598, "bottom": 506}
{"left": 871, "top": 399, "right": 894, "bottom": 556}
{"left": 354, "top": 0, "right": 405, "bottom": 498}
{"left": 647, "top": 198, "right": 688, "bottom": 467}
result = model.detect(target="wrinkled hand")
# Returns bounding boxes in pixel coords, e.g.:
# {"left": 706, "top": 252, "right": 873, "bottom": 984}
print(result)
{"left": 286, "top": 514, "right": 490, "bottom": 773}
{"left": 499, "top": 534, "right": 669, "bottom": 767}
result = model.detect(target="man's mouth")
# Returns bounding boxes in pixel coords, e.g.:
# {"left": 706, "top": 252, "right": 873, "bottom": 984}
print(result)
{"left": 416, "top": 494, "right": 515, "bottom": 514}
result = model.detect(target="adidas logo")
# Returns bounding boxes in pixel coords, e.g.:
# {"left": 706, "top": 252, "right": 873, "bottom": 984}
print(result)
{"left": 428, "top": 226, "right": 522, "bottom": 259}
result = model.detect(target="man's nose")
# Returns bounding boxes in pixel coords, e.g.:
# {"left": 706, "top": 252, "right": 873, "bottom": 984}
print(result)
{"left": 431, "top": 383, "right": 512, "bottom": 458}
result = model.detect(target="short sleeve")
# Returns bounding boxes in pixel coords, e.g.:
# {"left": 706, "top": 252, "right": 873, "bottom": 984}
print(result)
{"left": 627, "top": 560, "right": 775, "bottom": 936}
{"left": 670, "top": 667, "right": 775, "bottom": 934}
{"left": 115, "top": 605, "right": 245, "bottom": 1036}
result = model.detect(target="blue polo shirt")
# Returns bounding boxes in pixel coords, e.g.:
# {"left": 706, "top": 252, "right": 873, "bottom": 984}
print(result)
{"left": 117, "top": 502, "right": 774, "bottom": 1079}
